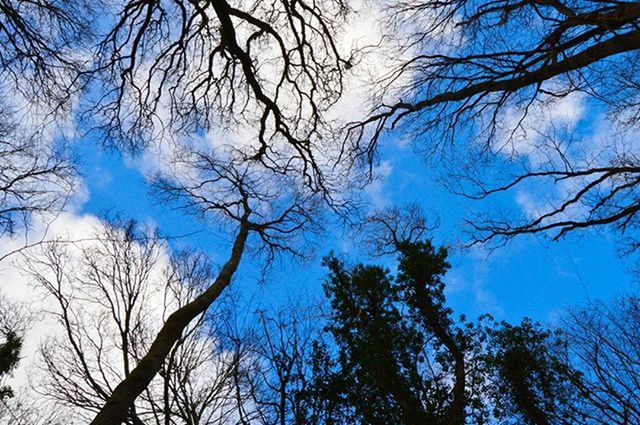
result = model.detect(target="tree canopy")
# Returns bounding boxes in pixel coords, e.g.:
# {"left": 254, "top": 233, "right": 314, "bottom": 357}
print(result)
{"left": 300, "top": 237, "right": 579, "bottom": 425}
{"left": 1, "top": 1, "right": 640, "bottom": 424}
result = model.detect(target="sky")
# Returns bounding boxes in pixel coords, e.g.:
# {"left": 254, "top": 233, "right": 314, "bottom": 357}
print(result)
{"left": 1, "top": 0, "right": 638, "bottom": 399}
{"left": 70, "top": 122, "right": 637, "bottom": 328}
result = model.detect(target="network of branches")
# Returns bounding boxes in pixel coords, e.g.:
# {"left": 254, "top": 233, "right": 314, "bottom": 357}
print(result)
{"left": 1, "top": 0, "right": 640, "bottom": 424}
{"left": 349, "top": 0, "right": 640, "bottom": 244}
{"left": 88, "top": 0, "right": 354, "bottom": 191}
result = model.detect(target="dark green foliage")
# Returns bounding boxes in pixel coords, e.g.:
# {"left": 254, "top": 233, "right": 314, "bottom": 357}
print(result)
{"left": 301, "top": 340, "right": 353, "bottom": 425}
{"left": 0, "top": 329, "right": 22, "bottom": 400}
{"left": 301, "top": 240, "right": 578, "bottom": 425}
{"left": 321, "top": 255, "right": 433, "bottom": 424}
{"left": 484, "top": 319, "right": 578, "bottom": 425}
{"left": 302, "top": 243, "right": 467, "bottom": 424}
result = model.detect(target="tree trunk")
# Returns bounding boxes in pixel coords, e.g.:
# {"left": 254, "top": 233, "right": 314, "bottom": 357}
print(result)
{"left": 413, "top": 283, "right": 466, "bottom": 425}
{"left": 91, "top": 223, "right": 249, "bottom": 425}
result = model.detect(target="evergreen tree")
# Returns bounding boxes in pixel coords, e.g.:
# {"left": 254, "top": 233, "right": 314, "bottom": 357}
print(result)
{"left": 0, "top": 295, "right": 24, "bottom": 402}
{"left": 484, "top": 319, "right": 579, "bottom": 425}
{"left": 0, "top": 329, "right": 21, "bottom": 400}
{"left": 303, "top": 238, "right": 578, "bottom": 424}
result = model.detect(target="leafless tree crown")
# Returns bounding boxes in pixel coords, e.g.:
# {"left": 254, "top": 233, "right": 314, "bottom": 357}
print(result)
{"left": 345, "top": 0, "right": 640, "bottom": 244}
{"left": 89, "top": 0, "right": 355, "bottom": 190}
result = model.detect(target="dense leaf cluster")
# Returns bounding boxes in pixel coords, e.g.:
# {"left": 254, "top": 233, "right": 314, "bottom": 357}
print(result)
{"left": 298, "top": 241, "right": 576, "bottom": 424}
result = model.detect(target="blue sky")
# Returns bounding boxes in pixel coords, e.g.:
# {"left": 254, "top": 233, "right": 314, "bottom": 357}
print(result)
{"left": 40, "top": 0, "right": 635, "bottom": 332}
{"left": 2, "top": 1, "right": 639, "bottom": 419}
{"left": 73, "top": 126, "right": 637, "bottom": 327}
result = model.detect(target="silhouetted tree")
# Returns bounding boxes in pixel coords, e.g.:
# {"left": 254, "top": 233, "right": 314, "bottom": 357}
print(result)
{"left": 299, "top": 208, "right": 579, "bottom": 424}
{"left": 251, "top": 307, "right": 317, "bottom": 425}
{"left": 348, "top": 0, "right": 640, "bottom": 244}
{"left": 22, "top": 219, "right": 256, "bottom": 424}
{"left": 0, "top": 331, "right": 20, "bottom": 402}
{"left": 562, "top": 296, "right": 640, "bottom": 424}
{"left": 2, "top": 1, "right": 353, "bottom": 421}
{"left": 0, "top": 394, "right": 67, "bottom": 425}
{"left": 88, "top": 0, "right": 355, "bottom": 191}
{"left": 315, "top": 252, "right": 444, "bottom": 424}
{"left": 0, "top": 105, "right": 75, "bottom": 240}
{"left": 221, "top": 305, "right": 320, "bottom": 425}
{"left": 0, "top": 0, "right": 93, "bottom": 103}
{"left": 0, "top": 294, "right": 27, "bottom": 402}
{"left": 484, "top": 318, "right": 579, "bottom": 425}
{"left": 90, "top": 147, "right": 322, "bottom": 424}
{"left": 0, "top": 0, "right": 88, "bottom": 244}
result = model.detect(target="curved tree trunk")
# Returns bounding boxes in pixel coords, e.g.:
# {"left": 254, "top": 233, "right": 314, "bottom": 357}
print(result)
{"left": 91, "top": 223, "right": 249, "bottom": 425}
{"left": 412, "top": 284, "right": 466, "bottom": 425}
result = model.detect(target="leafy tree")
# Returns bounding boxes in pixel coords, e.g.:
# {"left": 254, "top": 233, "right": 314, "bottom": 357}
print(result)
{"left": 0, "top": 294, "right": 28, "bottom": 403}
{"left": 0, "top": 330, "right": 21, "bottom": 401}
{"left": 484, "top": 319, "right": 579, "bottom": 425}
{"left": 319, "top": 255, "right": 433, "bottom": 424}
{"left": 300, "top": 210, "right": 579, "bottom": 424}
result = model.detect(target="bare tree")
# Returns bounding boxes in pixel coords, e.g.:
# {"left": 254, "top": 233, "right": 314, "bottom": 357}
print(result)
{"left": 0, "top": 392, "right": 68, "bottom": 425}
{"left": 0, "top": 0, "right": 93, "bottom": 103}
{"left": 563, "top": 296, "right": 640, "bottom": 424}
{"left": 86, "top": 148, "right": 321, "bottom": 424}
{"left": 242, "top": 306, "right": 318, "bottom": 425}
{"left": 0, "top": 105, "right": 75, "bottom": 240}
{"left": 88, "top": 0, "right": 355, "bottom": 190}
{"left": 347, "top": 0, "right": 640, "bottom": 244}
{"left": 22, "top": 219, "right": 257, "bottom": 424}
{"left": 147, "top": 318, "right": 245, "bottom": 425}
{"left": 0, "top": 0, "right": 91, "bottom": 246}
{"left": 1, "top": 4, "right": 346, "bottom": 419}
{"left": 200, "top": 302, "right": 330, "bottom": 425}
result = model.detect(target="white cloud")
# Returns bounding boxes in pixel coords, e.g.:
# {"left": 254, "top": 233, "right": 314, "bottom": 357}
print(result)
{"left": 365, "top": 160, "right": 394, "bottom": 209}
{"left": 0, "top": 211, "right": 101, "bottom": 389}
{"left": 492, "top": 90, "right": 587, "bottom": 166}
